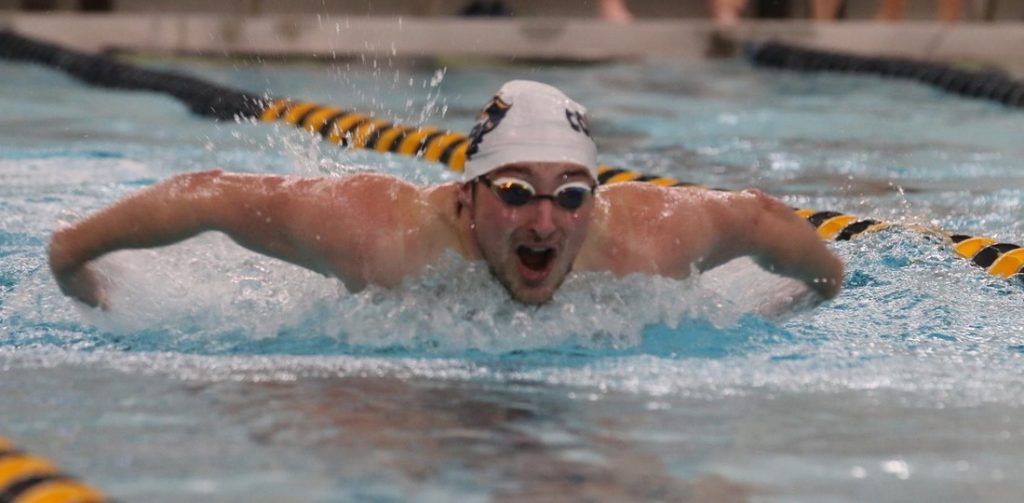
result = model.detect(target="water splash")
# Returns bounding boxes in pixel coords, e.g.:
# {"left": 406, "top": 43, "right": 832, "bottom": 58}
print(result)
{"left": 5, "top": 233, "right": 780, "bottom": 356}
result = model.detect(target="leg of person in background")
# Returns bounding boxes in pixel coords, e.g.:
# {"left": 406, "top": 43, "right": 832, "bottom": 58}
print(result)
{"left": 937, "top": 0, "right": 963, "bottom": 22}
{"left": 810, "top": 0, "right": 843, "bottom": 20}
{"left": 878, "top": 0, "right": 962, "bottom": 22}
{"left": 599, "top": 0, "right": 633, "bottom": 23}
{"left": 19, "top": 0, "right": 56, "bottom": 9}
{"left": 710, "top": 0, "right": 748, "bottom": 26}
{"left": 876, "top": 0, "right": 906, "bottom": 21}
{"left": 460, "top": 1, "right": 512, "bottom": 16}
{"left": 706, "top": 0, "right": 747, "bottom": 58}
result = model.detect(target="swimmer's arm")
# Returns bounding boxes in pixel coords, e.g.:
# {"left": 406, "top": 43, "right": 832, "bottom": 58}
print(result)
{"left": 198, "top": 172, "right": 442, "bottom": 291}
{"left": 49, "top": 170, "right": 431, "bottom": 307}
{"left": 48, "top": 169, "right": 244, "bottom": 308}
{"left": 48, "top": 170, "right": 334, "bottom": 307}
{"left": 698, "top": 189, "right": 844, "bottom": 298}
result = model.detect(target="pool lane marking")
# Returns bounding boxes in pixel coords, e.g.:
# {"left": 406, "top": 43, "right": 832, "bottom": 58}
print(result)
{"left": 361, "top": 124, "right": 400, "bottom": 151}
{"left": 439, "top": 138, "right": 469, "bottom": 170}
{"left": 371, "top": 125, "right": 412, "bottom": 153}
{"left": 351, "top": 119, "right": 392, "bottom": 149}
{"left": 8, "top": 478, "right": 105, "bottom": 503}
{"left": 648, "top": 177, "right": 679, "bottom": 186}
{"left": 953, "top": 237, "right": 997, "bottom": 259}
{"left": 0, "top": 456, "right": 59, "bottom": 490}
{"left": 972, "top": 243, "right": 1021, "bottom": 268}
{"left": 0, "top": 438, "right": 108, "bottom": 503}
{"left": 281, "top": 102, "right": 319, "bottom": 125}
{"left": 396, "top": 128, "right": 439, "bottom": 156}
{"left": 988, "top": 248, "right": 1024, "bottom": 278}
{"left": 816, "top": 214, "right": 859, "bottom": 240}
{"left": 836, "top": 220, "right": 887, "bottom": 241}
{"left": 259, "top": 99, "right": 290, "bottom": 122}
{"left": 327, "top": 113, "right": 371, "bottom": 145}
{"left": 301, "top": 107, "right": 343, "bottom": 134}
{"left": 422, "top": 133, "right": 465, "bottom": 163}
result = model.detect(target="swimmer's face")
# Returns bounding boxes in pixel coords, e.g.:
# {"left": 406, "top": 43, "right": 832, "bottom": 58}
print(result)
{"left": 462, "top": 162, "right": 596, "bottom": 305}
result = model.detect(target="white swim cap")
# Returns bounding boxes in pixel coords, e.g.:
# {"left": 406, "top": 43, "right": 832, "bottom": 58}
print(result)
{"left": 462, "top": 80, "right": 598, "bottom": 181}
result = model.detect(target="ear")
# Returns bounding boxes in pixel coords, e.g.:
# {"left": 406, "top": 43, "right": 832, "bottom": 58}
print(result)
{"left": 457, "top": 181, "right": 475, "bottom": 208}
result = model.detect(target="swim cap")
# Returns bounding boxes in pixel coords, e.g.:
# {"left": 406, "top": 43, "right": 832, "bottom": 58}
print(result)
{"left": 463, "top": 80, "right": 598, "bottom": 181}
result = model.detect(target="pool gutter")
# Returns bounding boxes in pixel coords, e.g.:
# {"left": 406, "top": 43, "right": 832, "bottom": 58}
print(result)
{"left": 1, "top": 13, "right": 1023, "bottom": 74}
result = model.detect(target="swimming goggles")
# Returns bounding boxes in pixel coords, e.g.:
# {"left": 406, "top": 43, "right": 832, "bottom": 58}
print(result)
{"left": 478, "top": 176, "right": 595, "bottom": 210}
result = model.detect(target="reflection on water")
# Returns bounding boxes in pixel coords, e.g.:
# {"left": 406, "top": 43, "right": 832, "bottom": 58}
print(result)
{"left": 4, "top": 361, "right": 1023, "bottom": 502}
{"left": 209, "top": 376, "right": 755, "bottom": 502}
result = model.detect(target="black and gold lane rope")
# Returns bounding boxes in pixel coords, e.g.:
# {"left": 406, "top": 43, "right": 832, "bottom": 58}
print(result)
{"left": 0, "top": 437, "right": 108, "bottom": 503}
{"left": 1, "top": 30, "right": 1021, "bottom": 281}
{"left": 258, "top": 98, "right": 472, "bottom": 169}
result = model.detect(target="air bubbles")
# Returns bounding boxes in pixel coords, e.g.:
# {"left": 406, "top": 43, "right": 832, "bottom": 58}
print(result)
{"left": 430, "top": 68, "right": 446, "bottom": 88}
{"left": 881, "top": 459, "right": 911, "bottom": 480}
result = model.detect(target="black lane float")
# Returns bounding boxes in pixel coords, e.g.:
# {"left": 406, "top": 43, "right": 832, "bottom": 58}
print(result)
{"left": 1, "top": 30, "right": 1021, "bottom": 282}
{"left": 744, "top": 40, "right": 1024, "bottom": 108}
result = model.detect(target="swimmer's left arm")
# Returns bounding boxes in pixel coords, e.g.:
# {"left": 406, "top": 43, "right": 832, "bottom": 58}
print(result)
{"left": 698, "top": 189, "right": 844, "bottom": 298}
{"left": 671, "top": 188, "right": 839, "bottom": 299}
{"left": 590, "top": 185, "right": 839, "bottom": 298}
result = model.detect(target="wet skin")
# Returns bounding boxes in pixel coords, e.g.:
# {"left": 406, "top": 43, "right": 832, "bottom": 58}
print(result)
{"left": 458, "top": 165, "right": 596, "bottom": 305}
{"left": 48, "top": 162, "right": 843, "bottom": 308}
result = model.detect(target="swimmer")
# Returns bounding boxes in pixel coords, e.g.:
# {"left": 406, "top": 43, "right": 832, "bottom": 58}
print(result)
{"left": 48, "top": 80, "right": 843, "bottom": 308}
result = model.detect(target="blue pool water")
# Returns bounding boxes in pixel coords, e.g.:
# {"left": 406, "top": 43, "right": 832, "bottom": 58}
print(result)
{"left": 2, "top": 55, "right": 1024, "bottom": 502}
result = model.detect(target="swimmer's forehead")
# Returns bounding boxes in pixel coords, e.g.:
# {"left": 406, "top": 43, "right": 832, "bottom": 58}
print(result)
{"left": 488, "top": 162, "right": 594, "bottom": 183}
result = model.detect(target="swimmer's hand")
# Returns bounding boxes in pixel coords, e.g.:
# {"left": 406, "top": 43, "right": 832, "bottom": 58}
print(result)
{"left": 54, "top": 264, "right": 108, "bottom": 310}
{"left": 48, "top": 231, "right": 108, "bottom": 310}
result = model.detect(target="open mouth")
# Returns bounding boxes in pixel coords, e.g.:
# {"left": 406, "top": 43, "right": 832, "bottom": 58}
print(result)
{"left": 516, "top": 246, "right": 555, "bottom": 277}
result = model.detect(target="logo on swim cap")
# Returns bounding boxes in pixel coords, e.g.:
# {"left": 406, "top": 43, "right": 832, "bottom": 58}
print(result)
{"left": 466, "top": 95, "right": 511, "bottom": 162}
{"left": 564, "top": 109, "right": 591, "bottom": 137}
{"left": 462, "top": 80, "right": 598, "bottom": 181}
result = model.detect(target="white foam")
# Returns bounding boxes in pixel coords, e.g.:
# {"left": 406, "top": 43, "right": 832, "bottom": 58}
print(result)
{"left": 34, "top": 236, "right": 783, "bottom": 354}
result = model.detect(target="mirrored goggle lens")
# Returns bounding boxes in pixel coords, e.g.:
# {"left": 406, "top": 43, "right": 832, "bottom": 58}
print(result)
{"left": 492, "top": 180, "right": 534, "bottom": 206}
{"left": 554, "top": 186, "right": 591, "bottom": 210}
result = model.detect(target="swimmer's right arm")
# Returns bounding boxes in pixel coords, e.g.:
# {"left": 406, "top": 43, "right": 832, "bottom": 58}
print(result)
{"left": 49, "top": 169, "right": 237, "bottom": 308}
{"left": 48, "top": 170, "right": 436, "bottom": 308}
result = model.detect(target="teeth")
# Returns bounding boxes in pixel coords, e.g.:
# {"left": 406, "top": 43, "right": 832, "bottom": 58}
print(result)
{"left": 528, "top": 247, "right": 549, "bottom": 252}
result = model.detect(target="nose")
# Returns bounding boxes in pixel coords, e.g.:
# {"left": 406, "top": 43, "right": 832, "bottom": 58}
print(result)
{"left": 528, "top": 198, "right": 557, "bottom": 240}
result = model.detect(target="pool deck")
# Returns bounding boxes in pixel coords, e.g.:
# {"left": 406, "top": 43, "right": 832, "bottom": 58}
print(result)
{"left": 1, "top": 13, "right": 1023, "bottom": 75}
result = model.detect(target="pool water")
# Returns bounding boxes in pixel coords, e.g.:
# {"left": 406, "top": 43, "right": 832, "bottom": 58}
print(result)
{"left": 1, "top": 54, "right": 1023, "bottom": 502}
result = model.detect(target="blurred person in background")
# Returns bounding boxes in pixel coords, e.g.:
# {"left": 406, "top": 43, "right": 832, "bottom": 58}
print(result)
{"left": 712, "top": 0, "right": 968, "bottom": 23}
{"left": 460, "top": 0, "right": 633, "bottom": 22}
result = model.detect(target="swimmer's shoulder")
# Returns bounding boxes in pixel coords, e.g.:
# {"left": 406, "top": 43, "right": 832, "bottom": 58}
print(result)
{"left": 275, "top": 173, "right": 455, "bottom": 238}
{"left": 596, "top": 181, "right": 731, "bottom": 215}
{"left": 579, "top": 183, "right": 675, "bottom": 272}
{"left": 289, "top": 174, "right": 462, "bottom": 278}
{"left": 594, "top": 182, "right": 696, "bottom": 220}
{"left": 580, "top": 183, "right": 718, "bottom": 273}
{"left": 298, "top": 173, "right": 440, "bottom": 211}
